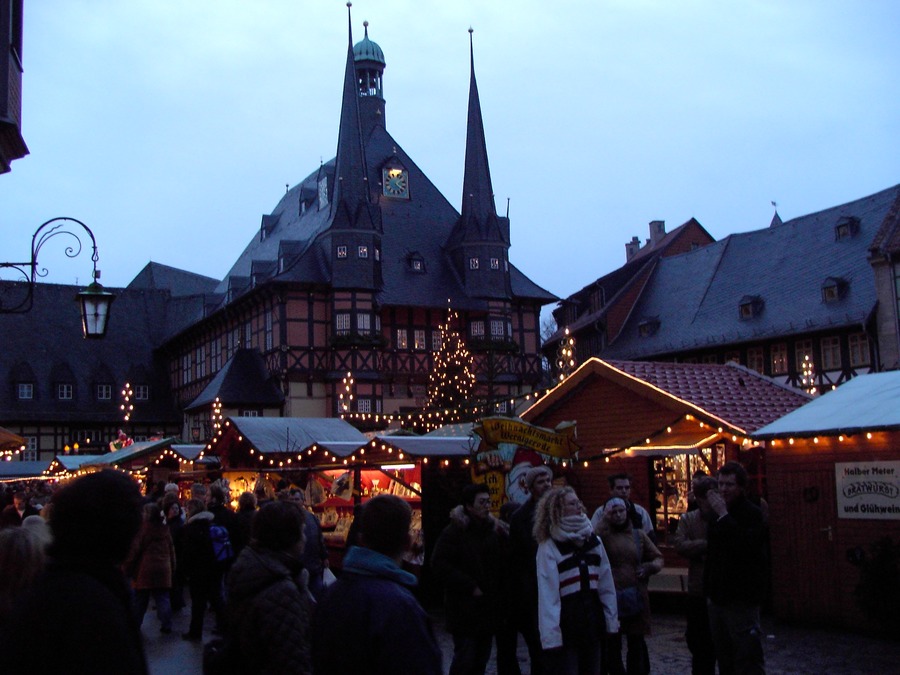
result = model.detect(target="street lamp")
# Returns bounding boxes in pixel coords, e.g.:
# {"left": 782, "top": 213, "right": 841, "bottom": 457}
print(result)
{"left": 0, "top": 217, "right": 115, "bottom": 338}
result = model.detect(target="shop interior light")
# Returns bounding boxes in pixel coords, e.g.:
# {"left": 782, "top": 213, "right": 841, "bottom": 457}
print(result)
{"left": 381, "top": 463, "right": 415, "bottom": 471}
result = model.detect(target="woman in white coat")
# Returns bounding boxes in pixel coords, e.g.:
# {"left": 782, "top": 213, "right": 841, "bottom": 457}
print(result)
{"left": 534, "top": 486, "right": 618, "bottom": 675}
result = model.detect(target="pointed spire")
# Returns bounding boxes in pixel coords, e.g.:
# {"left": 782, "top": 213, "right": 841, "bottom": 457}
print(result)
{"left": 331, "top": 2, "right": 379, "bottom": 231}
{"left": 769, "top": 200, "right": 783, "bottom": 228}
{"left": 460, "top": 28, "right": 497, "bottom": 226}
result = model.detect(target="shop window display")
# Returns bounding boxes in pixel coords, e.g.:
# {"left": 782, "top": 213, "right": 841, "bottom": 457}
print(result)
{"left": 652, "top": 444, "right": 724, "bottom": 545}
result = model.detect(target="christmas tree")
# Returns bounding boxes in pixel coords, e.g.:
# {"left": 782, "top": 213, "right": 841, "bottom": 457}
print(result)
{"left": 425, "top": 306, "right": 477, "bottom": 427}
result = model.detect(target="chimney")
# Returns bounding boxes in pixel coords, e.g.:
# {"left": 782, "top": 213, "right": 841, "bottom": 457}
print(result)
{"left": 649, "top": 220, "right": 665, "bottom": 246}
{"left": 625, "top": 236, "right": 641, "bottom": 261}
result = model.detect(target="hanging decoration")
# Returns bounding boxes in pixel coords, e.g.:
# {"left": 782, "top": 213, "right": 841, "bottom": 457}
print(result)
{"left": 556, "top": 327, "right": 576, "bottom": 382}
{"left": 212, "top": 397, "right": 224, "bottom": 434}
{"left": 801, "top": 354, "right": 817, "bottom": 395}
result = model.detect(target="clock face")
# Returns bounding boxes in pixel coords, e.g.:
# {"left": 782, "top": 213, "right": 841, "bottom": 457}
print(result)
{"left": 382, "top": 168, "right": 409, "bottom": 198}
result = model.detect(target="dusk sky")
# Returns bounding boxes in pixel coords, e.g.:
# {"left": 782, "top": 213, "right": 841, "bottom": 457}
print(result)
{"left": 2, "top": 1, "right": 898, "bottom": 322}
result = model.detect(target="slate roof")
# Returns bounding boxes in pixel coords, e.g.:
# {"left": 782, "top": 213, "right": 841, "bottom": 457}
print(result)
{"left": 602, "top": 184, "right": 900, "bottom": 359}
{"left": 185, "top": 349, "right": 284, "bottom": 411}
{"left": 869, "top": 188, "right": 900, "bottom": 255}
{"left": 546, "top": 219, "right": 712, "bottom": 344}
{"left": 753, "top": 370, "right": 900, "bottom": 439}
{"left": 221, "top": 417, "right": 367, "bottom": 455}
{"left": 127, "top": 262, "right": 219, "bottom": 297}
{"left": 207, "top": 34, "right": 554, "bottom": 313}
{"left": 0, "top": 282, "right": 180, "bottom": 425}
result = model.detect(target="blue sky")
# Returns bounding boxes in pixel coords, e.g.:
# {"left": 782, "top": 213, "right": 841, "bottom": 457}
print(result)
{"left": 2, "top": 0, "right": 898, "bottom": 315}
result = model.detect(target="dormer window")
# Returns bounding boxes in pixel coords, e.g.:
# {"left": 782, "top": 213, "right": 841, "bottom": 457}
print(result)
{"left": 358, "top": 246, "right": 368, "bottom": 259}
{"left": 375, "top": 247, "right": 381, "bottom": 262}
{"left": 490, "top": 258, "right": 500, "bottom": 270}
{"left": 336, "top": 246, "right": 348, "bottom": 259}
{"left": 407, "top": 252, "right": 426, "bottom": 273}
{"left": 469, "top": 257, "right": 479, "bottom": 270}
{"left": 835, "top": 216, "right": 860, "bottom": 240}
{"left": 638, "top": 317, "right": 660, "bottom": 337}
{"left": 58, "top": 384, "right": 73, "bottom": 400}
{"left": 738, "top": 295, "right": 764, "bottom": 320}
{"left": 821, "top": 277, "right": 848, "bottom": 302}
{"left": 318, "top": 177, "right": 328, "bottom": 209}
{"left": 17, "top": 383, "right": 33, "bottom": 400}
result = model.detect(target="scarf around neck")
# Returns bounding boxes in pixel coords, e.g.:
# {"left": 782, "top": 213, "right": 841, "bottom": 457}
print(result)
{"left": 551, "top": 513, "right": 595, "bottom": 546}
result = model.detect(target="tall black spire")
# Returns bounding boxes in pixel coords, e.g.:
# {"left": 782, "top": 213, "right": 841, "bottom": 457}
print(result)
{"left": 460, "top": 28, "right": 497, "bottom": 228}
{"left": 330, "top": 3, "right": 380, "bottom": 234}
{"left": 447, "top": 29, "right": 511, "bottom": 300}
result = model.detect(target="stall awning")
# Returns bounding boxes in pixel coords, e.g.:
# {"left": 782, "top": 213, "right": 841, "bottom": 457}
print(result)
{"left": 753, "top": 371, "right": 900, "bottom": 439}
{"left": 0, "top": 460, "right": 52, "bottom": 481}
{"left": 0, "top": 426, "right": 25, "bottom": 452}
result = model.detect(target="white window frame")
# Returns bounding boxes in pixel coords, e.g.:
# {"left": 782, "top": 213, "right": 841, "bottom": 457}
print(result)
{"left": 471, "top": 321, "right": 485, "bottom": 337}
{"left": 820, "top": 336, "right": 842, "bottom": 370}
{"left": 336, "top": 245, "right": 348, "bottom": 259}
{"left": 770, "top": 343, "right": 788, "bottom": 375}
{"left": 23, "top": 437, "right": 38, "bottom": 461}
{"left": 58, "top": 384, "right": 73, "bottom": 400}
{"left": 335, "top": 313, "right": 351, "bottom": 335}
{"left": 134, "top": 385, "right": 150, "bottom": 400}
{"left": 432, "top": 332, "right": 442, "bottom": 352}
{"left": 490, "top": 319, "right": 505, "bottom": 338}
{"left": 182, "top": 353, "right": 192, "bottom": 384}
{"left": 357, "top": 313, "right": 371, "bottom": 333}
{"left": 97, "top": 384, "right": 112, "bottom": 400}
{"left": 469, "top": 257, "right": 479, "bottom": 270}
{"left": 357, "top": 399, "right": 372, "bottom": 414}
{"left": 396, "top": 329, "right": 408, "bottom": 349}
{"left": 414, "top": 329, "right": 426, "bottom": 350}
{"left": 746, "top": 347, "right": 764, "bottom": 374}
{"left": 490, "top": 258, "right": 500, "bottom": 270}
{"left": 17, "top": 383, "right": 33, "bottom": 400}
{"left": 196, "top": 345, "right": 206, "bottom": 379}
{"left": 211, "top": 338, "right": 222, "bottom": 371}
{"left": 849, "top": 333, "right": 870, "bottom": 367}
{"left": 265, "top": 311, "right": 274, "bottom": 351}
{"left": 358, "top": 245, "right": 368, "bottom": 259}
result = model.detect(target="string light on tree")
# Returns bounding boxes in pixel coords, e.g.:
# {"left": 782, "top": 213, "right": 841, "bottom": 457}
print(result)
{"left": 556, "top": 327, "right": 576, "bottom": 382}
{"left": 212, "top": 397, "right": 223, "bottom": 434}
{"left": 120, "top": 382, "right": 134, "bottom": 422}
{"left": 339, "top": 372, "right": 355, "bottom": 418}
{"left": 801, "top": 354, "right": 817, "bottom": 394}
{"left": 422, "top": 304, "right": 476, "bottom": 431}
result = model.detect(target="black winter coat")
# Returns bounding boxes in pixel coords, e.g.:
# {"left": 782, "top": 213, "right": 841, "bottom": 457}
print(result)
{"left": 704, "top": 495, "right": 767, "bottom": 606}
{"left": 431, "top": 511, "right": 505, "bottom": 636}
{"left": 225, "top": 545, "right": 312, "bottom": 675}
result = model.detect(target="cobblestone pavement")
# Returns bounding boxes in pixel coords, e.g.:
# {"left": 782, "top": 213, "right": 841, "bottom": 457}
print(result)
{"left": 145, "top": 604, "right": 900, "bottom": 674}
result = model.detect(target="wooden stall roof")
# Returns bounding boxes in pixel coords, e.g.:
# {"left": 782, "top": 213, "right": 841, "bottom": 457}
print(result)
{"left": 523, "top": 358, "right": 810, "bottom": 455}
{"left": 0, "top": 426, "right": 25, "bottom": 452}
{"left": 88, "top": 437, "right": 180, "bottom": 468}
{"left": 171, "top": 444, "right": 205, "bottom": 461}
{"left": 44, "top": 454, "right": 106, "bottom": 477}
{"left": 753, "top": 370, "right": 900, "bottom": 439}
{"left": 0, "top": 460, "right": 52, "bottom": 481}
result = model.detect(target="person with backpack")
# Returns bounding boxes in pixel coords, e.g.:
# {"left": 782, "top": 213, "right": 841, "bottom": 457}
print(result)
{"left": 180, "top": 498, "right": 227, "bottom": 641}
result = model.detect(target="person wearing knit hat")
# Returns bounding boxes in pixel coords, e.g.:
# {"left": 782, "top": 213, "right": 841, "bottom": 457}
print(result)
{"left": 525, "top": 465, "right": 553, "bottom": 491}
{"left": 508, "top": 464, "right": 554, "bottom": 675}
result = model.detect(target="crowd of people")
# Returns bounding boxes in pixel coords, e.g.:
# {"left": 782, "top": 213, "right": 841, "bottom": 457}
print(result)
{"left": 0, "top": 461, "right": 767, "bottom": 675}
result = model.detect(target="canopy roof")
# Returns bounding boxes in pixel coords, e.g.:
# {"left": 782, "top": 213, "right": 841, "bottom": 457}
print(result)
{"left": 0, "top": 460, "right": 51, "bottom": 481}
{"left": 753, "top": 370, "right": 900, "bottom": 439}
{"left": 0, "top": 426, "right": 25, "bottom": 452}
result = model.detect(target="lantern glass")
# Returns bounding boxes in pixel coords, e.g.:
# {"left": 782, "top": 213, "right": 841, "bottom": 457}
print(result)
{"left": 76, "top": 282, "right": 115, "bottom": 338}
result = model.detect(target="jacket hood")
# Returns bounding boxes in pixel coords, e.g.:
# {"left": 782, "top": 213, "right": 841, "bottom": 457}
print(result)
{"left": 186, "top": 510, "right": 214, "bottom": 524}
{"left": 227, "top": 546, "right": 307, "bottom": 604}
{"left": 342, "top": 546, "right": 417, "bottom": 587}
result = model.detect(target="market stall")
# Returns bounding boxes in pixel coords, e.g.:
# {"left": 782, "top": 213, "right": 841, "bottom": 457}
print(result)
{"left": 752, "top": 370, "right": 900, "bottom": 633}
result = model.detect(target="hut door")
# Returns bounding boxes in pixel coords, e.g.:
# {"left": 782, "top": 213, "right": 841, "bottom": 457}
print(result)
{"left": 774, "top": 465, "right": 840, "bottom": 623}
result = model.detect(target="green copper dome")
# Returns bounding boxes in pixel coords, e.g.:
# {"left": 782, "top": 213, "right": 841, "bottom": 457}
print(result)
{"left": 353, "top": 23, "right": 385, "bottom": 65}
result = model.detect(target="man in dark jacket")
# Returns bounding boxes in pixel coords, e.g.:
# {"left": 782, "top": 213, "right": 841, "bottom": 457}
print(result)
{"left": 432, "top": 483, "right": 505, "bottom": 675}
{"left": 312, "top": 495, "right": 441, "bottom": 675}
{"left": 180, "top": 497, "right": 225, "bottom": 641}
{"left": 0, "top": 470, "right": 148, "bottom": 674}
{"left": 705, "top": 462, "right": 767, "bottom": 675}
{"left": 508, "top": 465, "right": 553, "bottom": 675}
{"left": 0, "top": 491, "right": 40, "bottom": 528}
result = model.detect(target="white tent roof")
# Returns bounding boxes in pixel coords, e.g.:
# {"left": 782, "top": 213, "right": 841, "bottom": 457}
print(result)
{"left": 752, "top": 371, "right": 900, "bottom": 438}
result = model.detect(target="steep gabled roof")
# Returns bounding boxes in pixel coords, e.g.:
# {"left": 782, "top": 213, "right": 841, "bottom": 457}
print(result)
{"left": 603, "top": 184, "right": 900, "bottom": 359}
{"left": 127, "top": 262, "right": 219, "bottom": 297}
{"left": 869, "top": 186, "right": 900, "bottom": 255}
{"left": 185, "top": 348, "right": 284, "bottom": 411}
